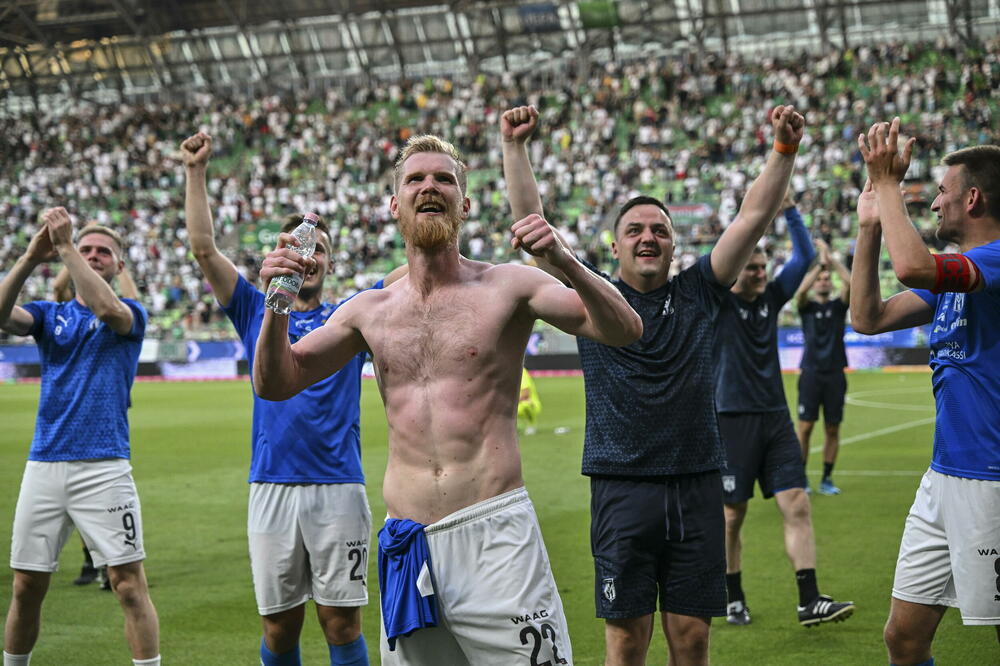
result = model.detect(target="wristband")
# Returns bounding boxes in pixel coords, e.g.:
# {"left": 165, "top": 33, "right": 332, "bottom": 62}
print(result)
{"left": 932, "top": 253, "right": 981, "bottom": 293}
{"left": 773, "top": 140, "right": 799, "bottom": 155}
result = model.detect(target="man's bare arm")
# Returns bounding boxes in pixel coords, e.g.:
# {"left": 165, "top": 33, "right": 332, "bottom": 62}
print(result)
{"left": 252, "top": 234, "right": 369, "bottom": 400}
{"left": 46, "top": 208, "right": 134, "bottom": 335}
{"left": 795, "top": 261, "right": 823, "bottom": 310}
{"left": 859, "top": 118, "right": 978, "bottom": 290}
{"left": 181, "top": 132, "right": 240, "bottom": 306}
{"left": 513, "top": 214, "right": 642, "bottom": 346}
{"left": 383, "top": 264, "right": 409, "bottom": 286}
{"left": 850, "top": 181, "right": 932, "bottom": 334}
{"left": 117, "top": 264, "right": 140, "bottom": 300}
{"left": 830, "top": 249, "right": 852, "bottom": 306}
{"left": 500, "top": 105, "right": 578, "bottom": 285}
{"left": 710, "top": 106, "right": 805, "bottom": 285}
{"left": 0, "top": 226, "right": 54, "bottom": 335}
{"left": 502, "top": 106, "right": 545, "bottom": 221}
{"left": 53, "top": 266, "right": 73, "bottom": 302}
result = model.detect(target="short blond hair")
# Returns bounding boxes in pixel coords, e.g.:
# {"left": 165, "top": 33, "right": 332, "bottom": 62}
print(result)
{"left": 393, "top": 135, "right": 467, "bottom": 194}
{"left": 77, "top": 224, "right": 124, "bottom": 256}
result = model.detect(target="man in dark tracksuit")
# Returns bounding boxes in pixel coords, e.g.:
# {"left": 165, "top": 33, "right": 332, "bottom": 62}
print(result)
{"left": 715, "top": 205, "right": 855, "bottom": 628}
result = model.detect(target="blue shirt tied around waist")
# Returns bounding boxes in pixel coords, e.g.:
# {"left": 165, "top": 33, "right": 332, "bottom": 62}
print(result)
{"left": 378, "top": 518, "right": 438, "bottom": 650}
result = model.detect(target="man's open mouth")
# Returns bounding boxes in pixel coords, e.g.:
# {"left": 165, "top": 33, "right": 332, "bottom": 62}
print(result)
{"left": 417, "top": 202, "right": 445, "bottom": 213}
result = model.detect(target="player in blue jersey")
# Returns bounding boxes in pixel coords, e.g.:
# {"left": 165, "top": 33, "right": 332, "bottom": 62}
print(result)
{"left": 794, "top": 239, "right": 851, "bottom": 495}
{"left": 503, "top": 103, "right": 810, "bottom": 663}
{"left": 182, "top": 132, "right": 404, "bottom": 666}
{"left": 853, "top": 120, "right": 1000, "bottom": 663}
{"left": 715, "top": 199, "right": 856, "bottom": 628}
{"left": 0, "top": 209, "right": 160, "bottom": 666}
{"left": 55, "top": 256, "right": 141, "bottom": 590}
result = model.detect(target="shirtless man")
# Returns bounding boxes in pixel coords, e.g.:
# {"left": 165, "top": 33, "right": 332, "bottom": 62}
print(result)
{"left": 253, "top": 135, "right": 642, "bottom": 665}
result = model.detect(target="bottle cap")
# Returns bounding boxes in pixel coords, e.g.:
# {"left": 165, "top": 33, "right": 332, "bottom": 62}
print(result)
{"left": 302, "top": 212, "right": 320, "bottom": 224}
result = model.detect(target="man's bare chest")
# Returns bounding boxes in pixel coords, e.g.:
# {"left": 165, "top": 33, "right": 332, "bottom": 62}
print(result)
{"left": 369, "top": 289, "right": 521, "bottom": 381}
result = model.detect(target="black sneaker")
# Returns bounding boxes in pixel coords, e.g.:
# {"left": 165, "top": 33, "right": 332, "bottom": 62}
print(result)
{"left": 98, "top": 566, "right": 112, "bottom": 591}
{"left": 797, "top": 594, "right": 854, "bottom": 627}
{"left": 73, "top": 565, "right": 99, "bottom": 586}
{"left": 726, "top": 600, "right": 751, "bottom": 625}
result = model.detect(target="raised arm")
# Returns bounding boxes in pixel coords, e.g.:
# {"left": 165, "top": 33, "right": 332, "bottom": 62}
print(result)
{"left": 512, "top": 214, "right": 642, "bottom": 346}
{"left": 830, "top": 246, "right": 852, "bottom": 306}
{"left": 181, "top": 132, "right": 240, "bottom": 306}
{"left": 0, "top": 226, "right": 54, "bottom": 335}
{"left": 795, "top": 254, "right": 824, "bottom": 310}
{"left": 45, "top": 208, "right": 135, "bottom": 335}
{"left": 858, "top": 117, "right": 978, "bottom": 291}
{"left": 774, "top": 203, "right": 817, "bottom": 299}
{"left": 850, "top": 179, "right": 933, "bottom": 334}
{"left": 501, "top": 105, "right": 577, "bottom": 284}
{"left": 502, "top": 105, "right": 544, "bottom": 220}
{"left": 382, "top": 263, "right": 411, "bottom": 287}
{"left": 53, "top": 242, "right": 137, "bottom": 301}
{"left": 52, "top": 265, "right": 73, "bottom": 302}
{"left": 710, "top": 105, "right": 805, "bottom": 285}
{"left": 252, "top": 234, "right": 369, "bottom": 400}
{"left": 117, "top": 264, "right": 140, "bottom": 300}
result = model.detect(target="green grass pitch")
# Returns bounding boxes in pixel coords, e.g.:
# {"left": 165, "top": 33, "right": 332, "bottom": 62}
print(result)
{"left": 0, "top": 372, "right": 996, "bottom": 664}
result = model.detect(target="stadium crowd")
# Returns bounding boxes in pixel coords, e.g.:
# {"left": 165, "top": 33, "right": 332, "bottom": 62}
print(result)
{"left": 1, "top": 36, "right": 999, "bottom": 340}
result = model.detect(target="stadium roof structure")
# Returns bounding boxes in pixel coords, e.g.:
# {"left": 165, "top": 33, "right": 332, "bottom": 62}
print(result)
{"left": 1, "top": 0, "right": 996, "bottom": 108}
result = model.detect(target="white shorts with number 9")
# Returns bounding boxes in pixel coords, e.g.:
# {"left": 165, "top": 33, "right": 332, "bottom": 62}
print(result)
{"left": 11, "top": 459, "right": 146, "bottom": 571}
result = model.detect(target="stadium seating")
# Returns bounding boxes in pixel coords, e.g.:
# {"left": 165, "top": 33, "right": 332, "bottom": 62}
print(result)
{"left": 2, "top": 37, "right": 998, "bottom": 339}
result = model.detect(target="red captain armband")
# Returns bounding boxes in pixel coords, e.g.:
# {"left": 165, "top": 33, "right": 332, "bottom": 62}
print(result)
{"left": 932, "top": 253, "right": 982, "bottom": 294}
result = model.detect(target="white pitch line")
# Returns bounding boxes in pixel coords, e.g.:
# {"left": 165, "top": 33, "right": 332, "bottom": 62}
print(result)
{"left": 809, "top": 416, "right": 936, "bottom": 454}
{"left": 844, "top": 386, "right": 935, "bottom": 412}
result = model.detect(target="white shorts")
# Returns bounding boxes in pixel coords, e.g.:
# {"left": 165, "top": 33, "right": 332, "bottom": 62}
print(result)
{"left": 892, "top": 468, "right": 1000, "bottom": 625}
{"left": 247, "top": 482, "right": 371, "bottom": 615}
{"left": 380, "top": 487, "right": 573, "bottom": 666}
{"left": 10, "top": 459, "right": 146, "bottom": 571}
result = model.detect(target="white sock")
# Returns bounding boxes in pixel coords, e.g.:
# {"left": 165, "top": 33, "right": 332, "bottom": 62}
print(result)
{"left": 3, "top": 652, "right": 31, "bottom": 666}
{"left": 133, "top": 657, "right": 160, "bottom": 666}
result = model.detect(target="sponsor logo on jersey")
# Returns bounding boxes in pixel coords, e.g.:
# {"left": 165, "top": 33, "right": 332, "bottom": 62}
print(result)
{"left": 661, "top": 295, "right": 674, "bottom": 317}
{"left": 602, "top": 577, "right": 616, "bottom": 603}
{"left": 509, "top": 609, "right": 550, "bottom": 624}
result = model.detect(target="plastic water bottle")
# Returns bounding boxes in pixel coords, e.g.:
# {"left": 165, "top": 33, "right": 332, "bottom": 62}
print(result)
{"left": 265, "top": 213, "right": 318, "bottom": 315}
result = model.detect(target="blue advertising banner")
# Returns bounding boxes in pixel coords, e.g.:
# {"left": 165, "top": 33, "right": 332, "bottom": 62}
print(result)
{"left": 519, "top": 3, "right": 561, "bottom": 33}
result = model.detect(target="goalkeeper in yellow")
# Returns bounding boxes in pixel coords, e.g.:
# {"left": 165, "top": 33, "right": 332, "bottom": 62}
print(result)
{"left": 517, "top": 368, "right": 542, "bottom": 435}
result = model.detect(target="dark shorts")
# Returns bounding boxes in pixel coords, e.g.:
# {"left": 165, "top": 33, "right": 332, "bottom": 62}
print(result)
{"left": 590, "top": 471, "right": 727, "bottom": 620}
{"left": 797, "top": 369, "right": 847, "bottom": 424}
{"left": 718, "top": 411, "right": 808, "bottom": 504}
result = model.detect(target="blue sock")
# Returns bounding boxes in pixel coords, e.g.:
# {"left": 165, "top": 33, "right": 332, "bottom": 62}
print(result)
{"left": 891, "top": 660, "right": 934, "bottom": 666}
{"left": 329, "top": 635, "right": 369, "bottom": 665}
{"left": 260, "top": 637, "right": 301, "bottom": 666}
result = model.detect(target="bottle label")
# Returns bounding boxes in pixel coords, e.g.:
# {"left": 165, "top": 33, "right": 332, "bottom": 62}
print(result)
{"left": 271, "top": 273, "right": 303, "bottom": 295}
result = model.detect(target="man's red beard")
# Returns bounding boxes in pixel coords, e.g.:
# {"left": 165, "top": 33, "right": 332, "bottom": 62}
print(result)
{"left": 399, "top": 209, "right": 463, "bottom": 249}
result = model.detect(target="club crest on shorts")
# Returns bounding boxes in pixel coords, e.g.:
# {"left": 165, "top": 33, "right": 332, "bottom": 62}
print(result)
{"left": 722, "top": 475, "right": 736, "bottom": 493}
{"left": 602, "top": 577, "right": 616, "bottom": 603}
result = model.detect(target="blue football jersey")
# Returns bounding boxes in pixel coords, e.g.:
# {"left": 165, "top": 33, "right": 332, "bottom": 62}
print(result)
{"left": 23, "top": 298, "right": 146, "bottom": 461}
{"left": 912, "top": 239, "right": 1000, "bottom": 481}
{"left": 223, "top": 275, "right": 382, "bottom": 484}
